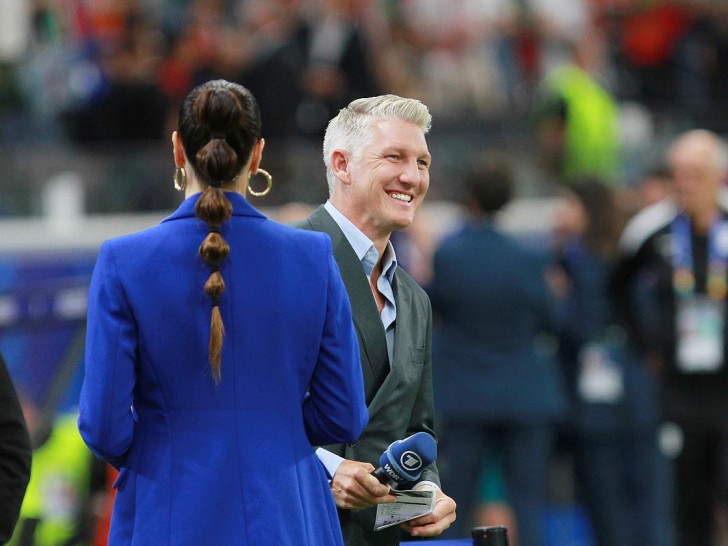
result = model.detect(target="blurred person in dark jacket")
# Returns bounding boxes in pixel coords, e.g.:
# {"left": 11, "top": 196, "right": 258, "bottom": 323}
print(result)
{"left": 612, "top": 129, "right": 728, "bottom": 546}
{"left": 428, "top": 154, "right": 566, "bottom": 545}
{"left": 554, "top": 180, "right": 671, "bottom": 546}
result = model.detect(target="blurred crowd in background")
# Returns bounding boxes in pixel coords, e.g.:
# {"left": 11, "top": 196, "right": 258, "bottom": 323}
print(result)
{"left": 1, "top": 0, "right": 728, "bottom": 211}
{"left": 1, "top": 0, "right": 727, "bottom": 137}
{"left": 4, "top": 0, "right": 728, "bottom": 545}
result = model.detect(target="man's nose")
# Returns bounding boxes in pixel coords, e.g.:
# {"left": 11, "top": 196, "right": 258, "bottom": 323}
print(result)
{"left": 399, "top": 158, "right": 420, "bottom": 186}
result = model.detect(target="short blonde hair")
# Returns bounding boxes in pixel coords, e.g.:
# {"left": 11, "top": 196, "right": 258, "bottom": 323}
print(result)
{"left": 323, "top": 95, "right": 432, "bottom": 195}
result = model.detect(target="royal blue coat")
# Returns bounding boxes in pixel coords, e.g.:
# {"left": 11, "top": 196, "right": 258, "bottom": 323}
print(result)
{"left": 78, "top": 192, "right": 368, "bottom": 546}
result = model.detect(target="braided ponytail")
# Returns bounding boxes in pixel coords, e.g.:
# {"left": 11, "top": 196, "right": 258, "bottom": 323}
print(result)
{"left": 196, "top": 193, "right": 231, "bottom": 383}
{"left": 178, "top": 80, "right": 262, "bottom": 383}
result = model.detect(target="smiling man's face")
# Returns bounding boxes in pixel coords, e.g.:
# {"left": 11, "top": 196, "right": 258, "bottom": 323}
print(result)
{"left": 340, "top": 118, "right": 431, "bottom": 242}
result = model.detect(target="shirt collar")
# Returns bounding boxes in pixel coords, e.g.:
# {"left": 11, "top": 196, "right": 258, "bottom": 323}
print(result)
{"left": 324, "top": 201, "right": 398, "bottom": 282}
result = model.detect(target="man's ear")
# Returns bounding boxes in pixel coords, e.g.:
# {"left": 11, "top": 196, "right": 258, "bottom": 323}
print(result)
{"left": 331, "top": 150, "right": 351, "bottom": 185}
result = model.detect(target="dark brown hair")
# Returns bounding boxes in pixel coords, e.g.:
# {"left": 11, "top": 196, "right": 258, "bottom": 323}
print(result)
{"left": 464, "top": 153, "right": 514, "bottom": 214}
{"left": 178, "top": 79, "right": 262, "bottom": 383}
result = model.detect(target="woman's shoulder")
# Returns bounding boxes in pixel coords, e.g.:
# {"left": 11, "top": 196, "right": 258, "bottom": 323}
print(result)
{"left": 256, "top": 218, "right": 332, "bottom": 249}
{"left": 99, "top": 222, "right": 171, "bottom": 253}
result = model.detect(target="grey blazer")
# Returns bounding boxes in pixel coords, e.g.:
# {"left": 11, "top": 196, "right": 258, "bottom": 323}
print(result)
{"left": 296, "top": 206, "right": 439, "bottom": 546}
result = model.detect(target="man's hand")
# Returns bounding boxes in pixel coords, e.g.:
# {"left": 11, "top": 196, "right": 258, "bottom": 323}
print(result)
{"left": 330, "top": 460, "right": 397, "bottom": 510}
{"left": 400, "top": 488, "right": 456, "bottom": 538}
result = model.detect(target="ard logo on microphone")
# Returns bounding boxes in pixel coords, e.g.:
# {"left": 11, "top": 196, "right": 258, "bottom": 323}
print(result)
{"left": 400, "top": 450, "right": 423, "bottom": 471}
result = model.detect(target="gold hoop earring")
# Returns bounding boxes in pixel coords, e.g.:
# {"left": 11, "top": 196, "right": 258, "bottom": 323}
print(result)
{"left": 247, "top": 168, "right": 272, "bottom": 197}
{"left": 174, "top": 166, "right": 187, "bottom": 192}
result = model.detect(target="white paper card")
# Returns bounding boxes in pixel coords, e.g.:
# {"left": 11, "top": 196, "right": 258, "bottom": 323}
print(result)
{"left": 374, "top": 490, "right": 435, "bottom": 531}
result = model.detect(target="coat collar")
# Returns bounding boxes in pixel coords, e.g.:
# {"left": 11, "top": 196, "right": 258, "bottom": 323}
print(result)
{"left": 161, "top": 192, "right": 266, "bottom": 223}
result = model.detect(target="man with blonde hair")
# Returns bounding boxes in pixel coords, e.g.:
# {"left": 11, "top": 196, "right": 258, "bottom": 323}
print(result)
{"left": 296, "top": 95, "right": 456, "bottom": 545}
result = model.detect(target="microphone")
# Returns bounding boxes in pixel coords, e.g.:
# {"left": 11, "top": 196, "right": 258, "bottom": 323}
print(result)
{"left": 371, "top": 432, "right": 437, "bottom": 485}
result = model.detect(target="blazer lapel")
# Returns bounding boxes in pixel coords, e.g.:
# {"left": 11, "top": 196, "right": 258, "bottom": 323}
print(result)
{"left": 302, "top": 207, "right": 390, "bottom": 404}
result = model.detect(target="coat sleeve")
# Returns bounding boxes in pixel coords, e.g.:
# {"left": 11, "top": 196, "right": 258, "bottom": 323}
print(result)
{"left": 303, "top": 242, "right": 368, "bottom": 446}
{"left": 78, "top": 241, "right": 137, "bottom": 469}
{"left": 0, "top": 353, "right": 31, "bottom": 543}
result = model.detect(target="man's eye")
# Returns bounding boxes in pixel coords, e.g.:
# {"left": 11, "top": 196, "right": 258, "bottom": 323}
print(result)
{"left": 418, "top": 160, "right": 430, "bottom": 169}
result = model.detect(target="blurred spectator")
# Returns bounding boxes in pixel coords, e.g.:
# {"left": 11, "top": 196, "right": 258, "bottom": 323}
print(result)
{"left": 534, "top": 35, "right": 621, "bottom": 186}
{"left": 553, "top": 180, "right": 670, "bottom": 546}
{"left": 178, "top": 0, "right": 250, "bottom": 83}
{"left": 527, "top": 0, "right": 592, "bottom": 72}
{"left": 674, "top": 3, "right": 728, "bottom": 131}
{"left": 8, "top": 409, "right": 104, "bottom": 546}
{"left": 429, "top": 153, "right": 566, "bottom": 545}
{"left": 391, "top": 0, "right": 593, "bottom": 117}
{"left": 158, "top": 0, "right": 252, "bottom": 134}
{"left": 613, "top": 2, "right": 689, "bottom": 113}
{"left": 506, "top": 0, "right": 593, "bottom": 111}
{"left": 391, "top": 0, "right": 512, "bottom": 117}
{"left": 62, "top": 7, "right": 169, "bottom": 142}
{"left": 603, "top": 1, "right": 728, "bottom": 131}
{"left": 241, "top": 0, "right": 381, "bottom": 139}
{"left": 7, "top": 0, "right": 728, "bottom": 155}
{"left": 0, "top": 352, "right": 31, "bottom": 544}
{"left": 612, "top": 129, "right": 728, "bottom": 546}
